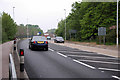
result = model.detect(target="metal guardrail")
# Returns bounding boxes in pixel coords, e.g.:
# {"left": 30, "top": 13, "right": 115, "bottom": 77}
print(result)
{"left": 9, "top": 53, "right": 17, "bottom": 80}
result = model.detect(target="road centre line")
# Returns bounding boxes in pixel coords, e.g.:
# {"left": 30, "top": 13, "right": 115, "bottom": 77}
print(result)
{"left": 57, "top": 52, "right": 67, "bottom": 58}
{"left": 78, "top": 60, "right": 120, "bottom": 64}
{"left": 73, "top": 59, "right": 96, "bottom": 69}
{"left": 67, "top": 55, "right": 117, "bottom": 60}
{"left": 48, "top": 48, "right": 54, "bottom": 52}
{"left": 98, "top": 68, "right": 120, "bottom": 72}
{"left": 112, "top": 76, "right": 120, "bottom": 80}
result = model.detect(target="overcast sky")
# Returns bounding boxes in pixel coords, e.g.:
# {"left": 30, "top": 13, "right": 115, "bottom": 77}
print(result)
{"left": 0, "top": 0, "right": 81, "bottom": 32}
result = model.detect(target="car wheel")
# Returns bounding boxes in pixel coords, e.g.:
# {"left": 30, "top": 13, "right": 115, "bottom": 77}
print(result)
{"left": 45, "top": 47, "right": 48, "bottom": 51}
{"left": 29, "top": 45, "right": 31, "bottom": 49}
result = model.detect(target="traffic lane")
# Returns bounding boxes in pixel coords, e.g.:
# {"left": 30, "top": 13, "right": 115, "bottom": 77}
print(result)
{"left": 18, "top": 39, "right": 112, "bottom": 78}
{"left": 48, "top": 43, "right": 120, "bottom": 79}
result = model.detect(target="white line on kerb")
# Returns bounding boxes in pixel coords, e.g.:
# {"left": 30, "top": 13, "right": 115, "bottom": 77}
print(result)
{"left": 112, "top": 76, "right": 120, "bottom": 80}
{"left": 98, "top": 68, "right": 120, "bottom": 72}
{"left": 57, "top": 52, "right": 67, "bottom": 58}
{"left": 73, "top": 59, "right": 96, "bottom": 69}
{"left": 48, "top": 48, "right": 54, "bottom": 51}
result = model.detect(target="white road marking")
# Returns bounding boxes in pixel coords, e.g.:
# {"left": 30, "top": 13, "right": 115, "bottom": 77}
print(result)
{"left": 57, "top": 52, "right": 67, "bottom": 58}
{"left": 78, "top": 60, "right": 120, "bottom": 64}
{"left": 48, "top": 48, "right": 54, "bottom": 51}
{"left": 98, "top": 68, "right": 120, "bottom": 72}
{"left": 112, "top": 76, "right": 120, "bottom": 80}
{"left": 73, "top": 59, "right": 96, "bottom": 69}
{"left": 59, "top": 51, "right": 96, "bottom": 54}
{"left": 67, "top": 55, "right": 117, "bottom": 60}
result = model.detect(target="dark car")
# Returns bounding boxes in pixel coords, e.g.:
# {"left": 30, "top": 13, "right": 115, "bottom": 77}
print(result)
{"left": 47, "top": 36, "right": 51, "bottom": 40}
{"left": 29, "top": 36, "right": 48, "bottom": 51}
{"left": 54, "top": 37, "right": 64, "bottom": 43}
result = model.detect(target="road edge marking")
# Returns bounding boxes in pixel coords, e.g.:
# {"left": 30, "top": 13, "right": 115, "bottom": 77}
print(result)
{"left": 73, "top": 59, "right": 96, "bottom": 69}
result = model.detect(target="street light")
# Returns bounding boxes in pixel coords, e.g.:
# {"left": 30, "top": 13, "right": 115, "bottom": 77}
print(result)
{"left": 64, "top": 9, "right": 66, "bottom": 40}
{"left": 116, "top": 0, "right": 119, "bottom": 48}
{"left": 13, "top": 7, "right": 15, "bottom": 20}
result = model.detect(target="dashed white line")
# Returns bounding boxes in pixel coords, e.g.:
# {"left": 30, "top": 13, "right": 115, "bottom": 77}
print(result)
{"left": 73, "top": 59, "right": 96, "bottom": 69}
{"left": 78, "top": 60, "right": 120, "bottom": 64}
{"left": 98, "top": 68, "right": 120, "bottom": 72}
{"left": 57, "top": 52, "right": 67, "bottom": 58}
{"left": 112, "top": 76, "right": 120, "bottom": 80}
{"left": 48, "top": 48, "right": 54, "bottom": 51}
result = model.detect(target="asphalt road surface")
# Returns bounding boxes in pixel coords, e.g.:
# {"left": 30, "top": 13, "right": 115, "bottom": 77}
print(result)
{"left": 17, "top": 39, "right": 120, "bottom": 80}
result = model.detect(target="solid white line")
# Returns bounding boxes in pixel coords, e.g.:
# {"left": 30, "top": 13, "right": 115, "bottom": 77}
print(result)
{"left": 78, "top": 60, "right": 120, "bottom": 64}
{"left": 57, "top": 52, "right": 67, "bottom": 58}
{"left": 73, "top": 59, "right": 96, "bottom": 69}
{"left": 98, "top": 68, "right": 120, "bottom": 72}
{"left": 67, "top": 55, "right": 117, "bottom": 60}
{"left": 112, "top": 76, "right": 120, "bottom": 80}
{"left": 48, "top": 48, "right": 54, "bottom": 52}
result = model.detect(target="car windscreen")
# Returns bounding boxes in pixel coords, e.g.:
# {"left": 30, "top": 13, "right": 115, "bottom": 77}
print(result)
{"left": 32, "top": 36, "right": 47, "bottom": 41}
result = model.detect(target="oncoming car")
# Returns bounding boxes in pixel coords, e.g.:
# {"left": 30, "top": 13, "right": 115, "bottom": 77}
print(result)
{"left": 29, "top": 36, "right": 48, "bottom": 51}
{"left": 54, "top": 37, "right": 64, "bottom": 43}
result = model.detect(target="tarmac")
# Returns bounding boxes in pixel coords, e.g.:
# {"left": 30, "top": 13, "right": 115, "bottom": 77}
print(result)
{"left": 49, "top": 40, "right": 119, "bottom": 58}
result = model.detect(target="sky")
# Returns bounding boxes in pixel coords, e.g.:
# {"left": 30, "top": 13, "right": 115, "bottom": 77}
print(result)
{"left": 0, "top": 0, "right": 81, "bottom": 32}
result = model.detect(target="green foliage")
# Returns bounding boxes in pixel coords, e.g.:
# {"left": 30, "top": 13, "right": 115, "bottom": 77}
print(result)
{"left": 2, "top": 12, "right": 17, "bottom": 43}
{"left": 16, "top": 24, "right": 43, "bottom": 38}
{"left": 55, "top": 2, "right": 119, "bottom": 44}
{"left": 47, "top": 29, "right": 56, "bottom": 34}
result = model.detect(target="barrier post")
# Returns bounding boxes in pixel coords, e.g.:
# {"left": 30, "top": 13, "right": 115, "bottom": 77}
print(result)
{"left": 20, "top": 49, "right": 24, "bottom": 72}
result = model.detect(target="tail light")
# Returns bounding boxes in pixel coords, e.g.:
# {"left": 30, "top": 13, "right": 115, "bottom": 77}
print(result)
{"left": 45, "top": 41, "right": 48, "bottom": 44}
{"left": 33, "top": 41, "right": 36, "bottom": 44}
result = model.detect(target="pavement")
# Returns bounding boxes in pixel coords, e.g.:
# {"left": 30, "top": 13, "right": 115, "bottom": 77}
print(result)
{"left": 49, "top": 40, "right": 119, "bottom": 58}
{"left": 18, "top": 39, "right": 119, "bottom": 79}
{"left": 1, "top": 41, "right": 13, "bottom": 79}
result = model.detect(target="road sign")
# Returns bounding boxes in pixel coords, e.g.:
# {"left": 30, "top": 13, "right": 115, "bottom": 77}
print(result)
{"left": 39, "top": 32, "right": 41, "bottom": 34}
{"left": 69, "top": 30, "right": 77, "bottom": 34}
{"left": 98, "top": 27, "right": 106, "bottom": 36}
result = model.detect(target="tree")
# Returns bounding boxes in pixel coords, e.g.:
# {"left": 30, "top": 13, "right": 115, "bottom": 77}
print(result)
{"left": 2, "top": 12, "right": 17, "bottom": 43}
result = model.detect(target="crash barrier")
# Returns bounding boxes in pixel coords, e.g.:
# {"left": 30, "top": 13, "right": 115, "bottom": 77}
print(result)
{"left": 20, "top": 49, "right": 24, "bottom": 72}
{"left": 9, "top": 54, "right": 17, "bottom": 80}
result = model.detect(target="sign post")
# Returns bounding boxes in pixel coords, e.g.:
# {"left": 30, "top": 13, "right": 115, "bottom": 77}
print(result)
{"left": 98, "top": 27, "right": 106, "bottom": 45}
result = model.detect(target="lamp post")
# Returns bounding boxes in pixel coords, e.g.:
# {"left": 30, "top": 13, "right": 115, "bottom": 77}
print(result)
{"left": 64, "top": 9, "right": 66, "bottom": 40}
{"left": 116, "top": 0, "right": 119, "bottom": 48}
{"left": 13, "top": 7, "right": 15, "bottom": 20}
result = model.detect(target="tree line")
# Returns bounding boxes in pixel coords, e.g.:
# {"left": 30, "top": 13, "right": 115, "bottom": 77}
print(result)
{"left": 1, "top": 12, "right": 43, "bottom": 43}
{"left": 55, "top": 2, "right": 120, "bottom": 44}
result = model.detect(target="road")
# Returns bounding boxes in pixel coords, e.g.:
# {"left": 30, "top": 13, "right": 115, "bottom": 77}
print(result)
{"left": 17, "top": 39, "right": 119, "bottom": 80}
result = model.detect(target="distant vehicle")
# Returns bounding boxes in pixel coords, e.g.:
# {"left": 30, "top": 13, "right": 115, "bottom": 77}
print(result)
{"left": 47, "top": 36, "right": 51, "bottom": 40}
{"left": 54, "top": 37, "right": 64, "bottom": 43}
{"left": 29, "top": 36, "right": 48, "bottom": 51}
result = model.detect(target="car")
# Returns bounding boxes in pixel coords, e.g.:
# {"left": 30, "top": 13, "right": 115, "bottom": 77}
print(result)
{"left": 47, "top": 36, "right": 51, "bottom": 40}
{"left": 54, "top": 37, "right": 64, "bottom": 43}
{"left": 29, "top": 36, "right": 48, "bottom": 51}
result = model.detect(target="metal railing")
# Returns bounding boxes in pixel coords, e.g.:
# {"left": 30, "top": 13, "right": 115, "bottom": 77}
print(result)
{"left": 9, "top": 53, "right": 17, "bottom": 80}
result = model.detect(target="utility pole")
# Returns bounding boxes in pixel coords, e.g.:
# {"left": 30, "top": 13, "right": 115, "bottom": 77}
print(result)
{"left": 116, "top": 0, "right": 119, "bottom": 48}
{"left": 64, "top": 9, "right": 66, "bottom": 40}
{"left": 27, "top": 18, "right": 29, "bottom": 38}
